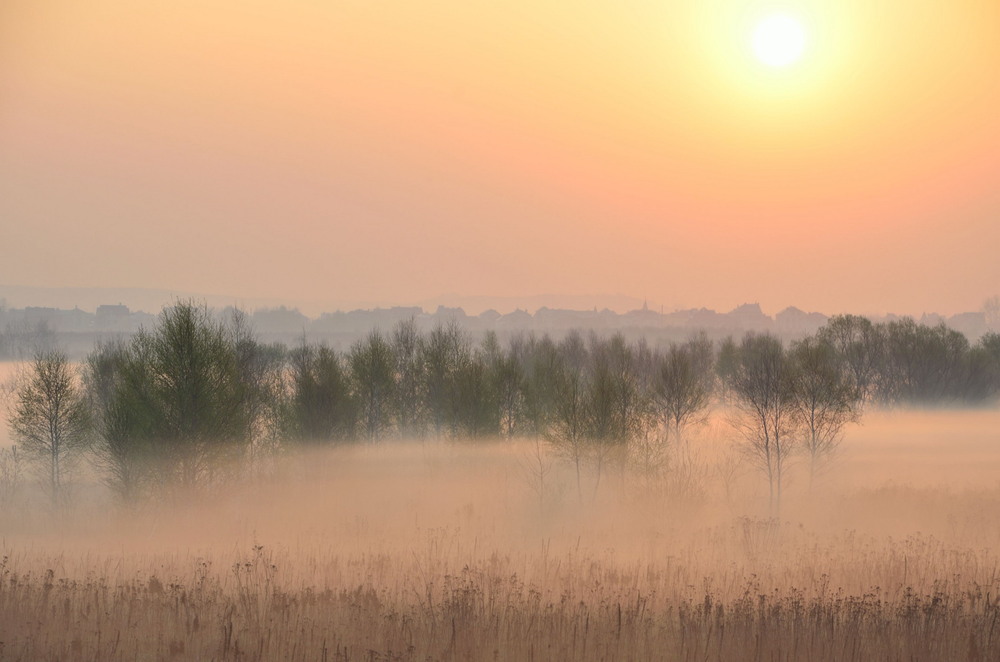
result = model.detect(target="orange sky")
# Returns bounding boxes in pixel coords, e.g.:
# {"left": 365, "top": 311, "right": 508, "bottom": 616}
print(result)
{"left": 2, "top": 0, "right": 998, "bottom": 315}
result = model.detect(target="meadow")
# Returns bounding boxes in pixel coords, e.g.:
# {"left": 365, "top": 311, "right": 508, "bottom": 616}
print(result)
{"left": 1, "top": 409, "right": 999, "bottom": 661}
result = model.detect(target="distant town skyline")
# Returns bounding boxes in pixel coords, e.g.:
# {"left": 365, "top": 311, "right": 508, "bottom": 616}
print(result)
{"left": 1, "top": 283, "right": 997, "bottom": 321}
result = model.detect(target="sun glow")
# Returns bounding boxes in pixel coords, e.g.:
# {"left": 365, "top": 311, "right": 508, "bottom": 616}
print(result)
{"left": 752, "top": 14, "right": 807, "bottom": 67}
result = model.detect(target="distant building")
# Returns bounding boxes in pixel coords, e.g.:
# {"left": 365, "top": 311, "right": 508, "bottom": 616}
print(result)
{"left": 97, "top": 304, "right": 129, "bottom": 318}
{"left": 96, "top": 304, "right": 131, "bottom": 330}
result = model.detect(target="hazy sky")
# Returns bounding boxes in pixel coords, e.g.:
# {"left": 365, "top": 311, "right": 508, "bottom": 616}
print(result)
{"left": 2, "top": 1, "right": 998, "bottom": 315}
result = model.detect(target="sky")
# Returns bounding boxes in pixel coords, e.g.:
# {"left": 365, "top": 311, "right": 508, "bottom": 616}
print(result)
{"left": 2, "top": 0, "right": 998, "bottom": 316}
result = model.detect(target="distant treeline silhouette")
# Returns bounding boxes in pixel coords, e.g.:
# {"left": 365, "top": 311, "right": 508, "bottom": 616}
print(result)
{"left": 6, "top": 301, "right": 1000, "bottom": 505}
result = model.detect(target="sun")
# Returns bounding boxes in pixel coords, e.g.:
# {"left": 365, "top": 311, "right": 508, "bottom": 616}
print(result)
{"left": 752, "top": 14, "right": 807, "bottom": 67}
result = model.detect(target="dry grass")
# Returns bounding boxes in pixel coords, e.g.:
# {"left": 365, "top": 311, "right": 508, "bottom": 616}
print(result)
{"left": 2, "top": 410, "right": 1000, "bottom": 661}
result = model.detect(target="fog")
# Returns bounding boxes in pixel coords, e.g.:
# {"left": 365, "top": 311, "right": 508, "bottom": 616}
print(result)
{"left": 3, "top": 381, "right": 1000, "bottom": 660}
{"left": 3, "top": 407, "right": 998, "bottom": 558}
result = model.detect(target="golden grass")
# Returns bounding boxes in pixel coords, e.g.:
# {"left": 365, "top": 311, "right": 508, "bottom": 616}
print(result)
{"left": 2, "top": 410, "right": 1000, "bottom": 661}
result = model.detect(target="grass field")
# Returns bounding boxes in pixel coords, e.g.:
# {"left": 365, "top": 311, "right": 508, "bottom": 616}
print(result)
{"left": 1, "top": 410, "right": 1000, "bottom": 661}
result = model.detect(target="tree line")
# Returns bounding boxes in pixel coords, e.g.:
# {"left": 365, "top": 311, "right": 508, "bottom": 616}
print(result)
{"left": 6, "top": 302, "right": 1000, "bottom": 512}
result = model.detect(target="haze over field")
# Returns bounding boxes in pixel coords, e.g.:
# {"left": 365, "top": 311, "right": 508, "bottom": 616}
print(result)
{"left": 3, "top": 405, "right": 1000, "bottom": 660}
{"left": 2, "top": 1, "right": 999, "bottom": 315}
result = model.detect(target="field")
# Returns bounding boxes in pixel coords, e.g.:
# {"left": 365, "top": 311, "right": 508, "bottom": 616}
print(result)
{"left": 1, "top": 410, "right": 1000, "bottom": 661}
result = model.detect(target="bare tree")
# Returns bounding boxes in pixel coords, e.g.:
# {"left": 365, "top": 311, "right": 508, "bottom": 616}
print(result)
{"left": 8, "top": 352, "right": 91, "bottom": 507}
{"left": 546, "top": 333, "right": 590, "bottom": 502}
{"left": 584, "top": 334, "right": 642, "bottom": 498}
{"left": 545, "top": 333, "right": 646, "bottom": 502}
{"left": 724, "top": 334, "right": 797, "bottom": 517}
{"left": 652, "top": 332, "right": 715, "bottom": 464}
{"left": 789, "top": 337, "right": 861, "bottom": 488}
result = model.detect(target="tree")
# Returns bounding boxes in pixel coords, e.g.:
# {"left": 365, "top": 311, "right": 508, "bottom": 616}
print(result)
{"left": 877, "top": 319, "right": 969, "bottom": 404}
{"left": 714, "top": 336, "right": 740, "bottom": 405}
{"left": 228, "top": 309, "right": 288, "bottom": 465}
{"left": 287, "top": 342, "right": 355, "bottom": 443}
{"left": 147, "top": 302, "right": 253, "bottom": 485}
{"left": 816, "top": 315, "right": 882, "bottom": 404}
{"left": 584, "top": 334, "right": 643, "bottom": 495}
{"left": 348, "top": 330, "right": 396, "bottom": 442}
{"left": 544, "top": 333, "right": 647, "bottom": 502}
{"left": 391, "top": 319, "right": 425, "bottom": 438}
{"left": 974, "top": 333, "right": 1000, "bottom": 402}
{"left": 85, "top": 301, "right": 265, "bottom": 497}
{"left": 788, "top": 337, "right": 861, "bottom": 488}
{"left": 8, "top": 351, "right": 91, "bottom": 507}
{"left": 652, "top": 333, "right": 715, "bottom": 458}
{"left": 420, "top": 322, "right": 468, "bottom": 437}
{"left": 83, "top": 339, "right": 156, "bottom": 501}
{"left": 517, "top": 333, "right": 562, "bottom": 437}
{"left": 724, "top": 333, "right": 797, "bottom": 516}
{"left": 450, "top": 346, "right": 500, "bottom": 438}
{"left": 483, "top": 331, "right": 524, "bottom": 438}
{"left": 546, "top": 339, "right": 590, "bottom": 502}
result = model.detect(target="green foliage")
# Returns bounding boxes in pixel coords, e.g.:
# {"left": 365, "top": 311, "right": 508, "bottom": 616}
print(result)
{"left": 287, "top": 343, "right": 355, "bottom": 443}
{"left": 488, "top": 335, "right": 525, "bottom": 438}
{"left": 420, "top": 322, "right": 470, "bottom": 437}
{"left": 148, "top": 304, "right": 249, "bottom": 472}
{"left": 349, "top": 330, "right": 396, "bottom": 442}
{"left": 816, "top": 314, "right": 882, "bottom": 402}
{"left": 392, "top": 319, "right": 426, "bottom": 438}
{"left": 878, "top": 320, "right": 970, "bottom": 403}
{"left": 85, "top": 339, "right": 158, "bottom": 500}
{"left": 585, "top": 334, "right": 642, "bottom": 447}
{"left": 816, "top": 315, "right": 1000, "bottom": 405}
{"left": 517, "top": 333, "right": 562, "bottom": 436}
{"left": 74, "top": 300, "right": 1000, "bottom": 506}
{"left": 84, "top": 301, "right": 273, "bottom": 497}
